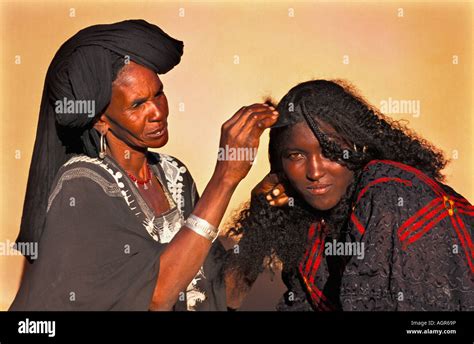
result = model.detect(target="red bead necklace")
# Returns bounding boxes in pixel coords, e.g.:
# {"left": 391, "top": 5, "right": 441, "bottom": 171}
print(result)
{"left": 126, "top": 164, "right": 153, "bottom": 190}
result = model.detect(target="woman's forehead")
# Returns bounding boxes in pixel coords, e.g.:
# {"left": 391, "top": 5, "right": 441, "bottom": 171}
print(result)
{"left": 282, "top": 120, "right": 347, "bottom": 150}
{"left": 114, "top": 65, "right": 162, "bottom": 97}
{"left": 115, "top": 62, "right": 161, "bottom": 87}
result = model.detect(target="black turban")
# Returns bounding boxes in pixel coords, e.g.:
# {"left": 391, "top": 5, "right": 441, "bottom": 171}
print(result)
{"left": 18, "top": 19, "right": 183, "bottom": 247}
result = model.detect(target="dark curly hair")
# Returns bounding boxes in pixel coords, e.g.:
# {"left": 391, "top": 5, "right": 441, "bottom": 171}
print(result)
{"left": 224, "top": 79, "right": 448, "bottom": 290}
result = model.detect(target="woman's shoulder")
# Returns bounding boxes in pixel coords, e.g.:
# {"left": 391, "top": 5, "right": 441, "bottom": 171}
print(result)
{"left": 357, "top": 160, "right": 443, "bottom": 198}
{"left": 361, "top": 159, "right": 428, "bottom": 181}
{"left": 351, "top": 159, "right": 473, "bottom": 237}
{"left": 358, "top": 159, "right": 470, "bottom": 202}
{"left": 55, "top": 154, "right": 125, "bottom": 189}
{"left": 48, "top": 154, "right": 125, "bottom": 212}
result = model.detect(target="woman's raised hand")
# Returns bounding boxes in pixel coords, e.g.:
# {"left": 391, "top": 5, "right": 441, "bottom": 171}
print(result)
{"left": 215, "top": 104, "right": 279, "bottom": 186}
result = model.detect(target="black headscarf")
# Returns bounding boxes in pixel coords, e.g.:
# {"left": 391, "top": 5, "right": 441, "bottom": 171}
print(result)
{"left": 18, "top": 19, "right": 183, "bottom": 246}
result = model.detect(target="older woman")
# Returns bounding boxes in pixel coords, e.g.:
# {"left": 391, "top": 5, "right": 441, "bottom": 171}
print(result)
{"left": 10, "top": 20, "right": 278, "bottom": 311}
{"left": 225, "top": 79, "right": 474, "bottom": 311}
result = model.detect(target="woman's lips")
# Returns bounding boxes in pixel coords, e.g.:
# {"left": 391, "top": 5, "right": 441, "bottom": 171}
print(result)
{"left": 146, "top": 125, "right": 167, "bottom": 138}
{"left": 306, "top": 184, "right": 332, "bottom": 195}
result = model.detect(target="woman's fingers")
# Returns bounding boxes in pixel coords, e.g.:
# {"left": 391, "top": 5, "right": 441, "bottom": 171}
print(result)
{"left": 222, "top": 104, "right": 276, "bottom": 143}
{"left": 269, "top": 195, "right": 289, "bottom": 207}
{"left": 272, "top": 184, "right": 286, "bottom": 196}
{"left": 221, "top": 106, "right": 245, "bottom": 131}
{"left": 241, "top": 104, "right": 277, "bottom": 128}
{"left": 240, "top": 107, "right": 278, "bottom": 138}
{"left": 227, "top": 104, "right": 271, "bottom": 128}
{"left": 266, "top": 183, "right": 289, "bottom": 207}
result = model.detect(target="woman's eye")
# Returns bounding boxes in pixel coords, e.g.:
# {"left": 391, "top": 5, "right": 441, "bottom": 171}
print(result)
{"left": 288, "top": 152, "right": 304, "bottom": 160}
{"left": 131, "top": 101, "right": 144, "bottom": 109}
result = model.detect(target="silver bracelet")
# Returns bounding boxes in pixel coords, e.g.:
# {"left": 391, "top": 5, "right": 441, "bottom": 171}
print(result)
{"left": 185, "top": 214, "right": 220, "bottom": 242}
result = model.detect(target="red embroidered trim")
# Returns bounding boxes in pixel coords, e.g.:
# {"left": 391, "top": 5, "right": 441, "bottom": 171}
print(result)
{"left": 361, "top": 160, "right": 473, "bottom": 273}
{"left": 298, "top": 223, "right": 335, "bottom": 311}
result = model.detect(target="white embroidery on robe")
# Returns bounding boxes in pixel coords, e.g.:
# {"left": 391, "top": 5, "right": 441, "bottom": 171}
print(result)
{"left": 186, "top": 267, "right": 207, "bottom": 311}
{"left": 143, "top": 217, "right": 159, "bottom": 242}
{"left": 158, "top": 212, "right": 184, "bottom": 243}
{"left": 159, "top": 154, "right": 187, "bottom": 212}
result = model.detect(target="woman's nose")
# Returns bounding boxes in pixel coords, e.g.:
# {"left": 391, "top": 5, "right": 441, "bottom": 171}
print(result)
{"left": 306, "top": 154, "right": 326, "bottom": 181}
{"left": 147, "top": 98, "right": 167, "bottom": 121}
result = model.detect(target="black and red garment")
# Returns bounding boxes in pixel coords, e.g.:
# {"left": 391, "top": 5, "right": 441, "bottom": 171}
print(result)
{"left": 278, "top": 160, "right": 474, "bottom": 311}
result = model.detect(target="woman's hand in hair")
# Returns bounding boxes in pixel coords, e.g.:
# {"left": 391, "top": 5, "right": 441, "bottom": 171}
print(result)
{"left": 215, "top": 104, "right": 279, "bottom": 187}
{"left": 252, "top": 173, "right": 289, "bottom": 207}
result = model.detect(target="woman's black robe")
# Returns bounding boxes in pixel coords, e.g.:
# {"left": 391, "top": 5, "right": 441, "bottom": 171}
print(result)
{"left": 10, "top": 152, "right": 226, "bottom": 311}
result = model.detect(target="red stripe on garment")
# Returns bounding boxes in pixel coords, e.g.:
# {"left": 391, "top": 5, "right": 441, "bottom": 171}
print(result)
{"left": 309, "top": 239, "right": 325, "bottom": 285}
{"left": 454, "top": 212, "right": 474, "bottom": 264}
{"left": 304, "top": 223, "right": 323, "bottom": 274}
{"left": 399, "top": 202, "right": 445, "bottom": 241}
{"left": 377, "top": 160, "right": 444, "bottom": 196}
{"left": 300, "top": 224, "right": 318, "bottom": 274}
{"left": 356, "top": 177, "right": 412, "bottom": 203}
{"left": 351, "top": 213, "right": 366, "bottom": 235}
{"left": 455, "top": 202, "right": 474, "bottom": 211}
{"left": 298, "top": 264, "right": 331, "bottom": 311}
{"left": 452, "top": 197, "right": 473, "bottom": 206}
{"left": 304, "top": 239, "right": 332, "bottom": 306}
{"left": 455, "top": 202, "right": 474, "bottom": 216}
{"left": 406, "top": 211, "right": 448, "bottom": 245}
{"left": 298, "top": 232, "right": 333, "bottom": 310}
{"left": 304, "top": 237, "right": 322, "bottom": 276}
{"left": 450, "top": 215, "right": 474, "bottom": 273}
{"left": 307, "top": 223, "right": 317, "bottom": 242}
{"left": 455, "top": 211, "right": 474, "bottom": 249}
{"left": 309, "top": 286, "right": 332, "bottom": 311}
{"left": 299, "top": 264, "right": 332, "bottom": 311}
{"left": 363, "top": 160, "right": 443, "bottom": 195}
{"left": 397, "top": 198, "right": 443, "bottom": 237}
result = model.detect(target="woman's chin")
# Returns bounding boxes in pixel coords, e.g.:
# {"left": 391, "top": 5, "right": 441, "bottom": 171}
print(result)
{"left": 305, "top": 196, "right": 337, "bottom": 212}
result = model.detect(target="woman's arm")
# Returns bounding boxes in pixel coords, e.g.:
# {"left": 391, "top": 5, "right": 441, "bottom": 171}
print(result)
{"left": 150, "top": 103, "right": 279, "bottom": 310}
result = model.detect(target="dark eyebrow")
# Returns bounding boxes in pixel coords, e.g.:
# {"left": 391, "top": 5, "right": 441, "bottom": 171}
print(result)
{"left": 131, "top": 96, "right": 148, "bottom": 106}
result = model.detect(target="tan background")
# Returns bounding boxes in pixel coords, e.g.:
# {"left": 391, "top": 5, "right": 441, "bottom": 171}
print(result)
{"left": 1, "top": 0, "right": 473, "bottom": 310}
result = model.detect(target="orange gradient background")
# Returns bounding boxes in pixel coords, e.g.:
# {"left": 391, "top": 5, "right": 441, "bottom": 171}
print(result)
{"left": 0, "top": 0, "right": 472, "bottom": 310}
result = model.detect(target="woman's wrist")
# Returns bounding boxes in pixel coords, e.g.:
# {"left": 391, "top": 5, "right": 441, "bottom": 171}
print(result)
{"left": 210, "top": 166, "right": 240, "bottom": 191}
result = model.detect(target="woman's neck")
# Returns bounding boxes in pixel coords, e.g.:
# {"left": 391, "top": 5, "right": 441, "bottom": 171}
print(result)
{"left": 105, "top": 132, "right": 149, "bottom": 179}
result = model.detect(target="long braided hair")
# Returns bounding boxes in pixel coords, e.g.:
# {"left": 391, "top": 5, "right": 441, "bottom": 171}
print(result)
{"left": 224, "top": 79, "right": 447, "bottom": 288}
